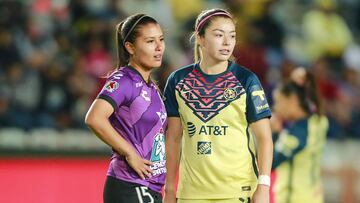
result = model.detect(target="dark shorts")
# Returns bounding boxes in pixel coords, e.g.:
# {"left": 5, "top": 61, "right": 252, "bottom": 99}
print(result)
{"left": 103, "top": 176, "right": 162, "bottom": 203}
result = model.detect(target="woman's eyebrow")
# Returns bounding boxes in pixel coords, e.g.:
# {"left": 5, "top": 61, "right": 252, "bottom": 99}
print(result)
{"left": 211, "top": 28, "right": 236, "bottom": 33}
{"left": 144, "top": 34, "right": 164, "bottom": 39}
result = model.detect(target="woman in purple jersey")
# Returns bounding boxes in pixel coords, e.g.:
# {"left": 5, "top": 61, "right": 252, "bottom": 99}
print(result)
{"left": 85, "top": 14, "right": 166, "bottom": 203}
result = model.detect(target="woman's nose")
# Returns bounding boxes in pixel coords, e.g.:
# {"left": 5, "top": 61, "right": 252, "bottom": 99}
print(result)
{"left": 156, "top": 40, "right": 164, "bottom": 51}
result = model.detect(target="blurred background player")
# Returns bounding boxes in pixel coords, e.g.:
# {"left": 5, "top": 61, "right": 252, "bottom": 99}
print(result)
{"left": 85, "top": 13, "right": 166, "bottom": 203}
{"left": 270, "top": 67, "right": 329, "bottom": 203}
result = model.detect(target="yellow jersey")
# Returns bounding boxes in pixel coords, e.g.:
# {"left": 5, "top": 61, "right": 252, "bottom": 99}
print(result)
{"left": 164, "top": 62, "right": 272, "bottom": 199}
{"left": 272, "top": 115, "right": 329, "bottom": 203}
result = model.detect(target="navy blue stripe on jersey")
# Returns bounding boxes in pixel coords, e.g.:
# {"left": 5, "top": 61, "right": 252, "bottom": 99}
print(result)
{"left": 272, "top": 119, "right": 309, "bottom": 168}
{"left": 229, "top": 63, "right": 271, "bottom": 123}
{"left": 247, "top": 126, "right": 259, "bottom": 177}
{"left": 98, "top": 94, "right": 118, "bottom": 111}
{"left": 163, "top": 64, "right": 194, "bottom": 117}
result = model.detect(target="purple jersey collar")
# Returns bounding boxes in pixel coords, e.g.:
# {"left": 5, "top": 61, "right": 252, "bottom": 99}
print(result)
{"left": 125, "top": 65, "right": 154, "bottom": 87}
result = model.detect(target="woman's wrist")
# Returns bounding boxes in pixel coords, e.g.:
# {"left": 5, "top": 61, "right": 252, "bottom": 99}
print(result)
{"left": 258, "top": 174, "right": 271, "bottom": 187}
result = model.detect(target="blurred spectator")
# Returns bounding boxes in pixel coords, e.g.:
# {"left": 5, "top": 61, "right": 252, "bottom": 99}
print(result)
{"left": 233, "top": 0, "right": 284, "bottom": 88}
{"left": 0, "top": 63, "right": 41, "bottom": 129}
{"left": 37, "top": 61, "right": 72, "bottom": 129}
{"left": 0, "top": 30, "right": 21, "bottom": 68}
{"left": 169, "top": 0, "right": 204, "bottom": 22}
{"left": 312, "top": 58, "right": 347, "bottom": 139}
{"left": 0, "top": 0, "right": 358, "bottom": 141}
{"left": 302, "top": 0, "right": 353, "bottom": 64}
{"left": 0, "top": 1, "right": 27, "bottom": 29}
{"left": 80, "top": 35, "right": 112, "bottom": 78}
{"left": 67, "top": 57, "right": 98, "bottom": 128}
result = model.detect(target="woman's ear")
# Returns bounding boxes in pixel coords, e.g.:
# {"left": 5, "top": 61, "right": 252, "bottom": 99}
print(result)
{"left": 196, "top": 34, "right": 204, "bottom": 47}
{"left": 124, "top": 42, "right": 135, "bottom": 55}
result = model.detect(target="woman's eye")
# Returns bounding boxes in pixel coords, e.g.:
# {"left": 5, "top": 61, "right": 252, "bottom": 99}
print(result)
{"left": 147, "top": 40, "right": 154, "bottom": 43}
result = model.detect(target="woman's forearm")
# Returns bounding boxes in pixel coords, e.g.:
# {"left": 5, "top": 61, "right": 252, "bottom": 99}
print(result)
{"left": 165, "top": 118, "right": 183, "bottom": 193}
{"left": 251, "top": 118, "right": 273, "bottom": 176}
{"left": 256, "top": 132, "right": 273, "bottom": 176}
{"left": 85, "top": 112, "right": 136, "bottom": 157}
{"left": 165, "top": 136, "right": 181, "bottom": 192}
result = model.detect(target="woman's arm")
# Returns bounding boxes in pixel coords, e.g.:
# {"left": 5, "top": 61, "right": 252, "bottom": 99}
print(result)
{"left": 85, "top": 99, "right": 153, "bottom": 180}
{"left": 164, "top": 117, "right": 183, "bottom": 203}
{"left": 250, "top": 118, "right": 273, "bottom": 203}
{"left": 251, "top": 118, "right": 273, "bottom": 177}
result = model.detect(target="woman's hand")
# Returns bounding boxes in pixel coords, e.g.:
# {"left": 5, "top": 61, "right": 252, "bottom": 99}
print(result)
{"left": 125, "top": 152, "right": 153, "bottom": 180}
{"left": 251, "top": 185, "right": 269, "bottom": 203}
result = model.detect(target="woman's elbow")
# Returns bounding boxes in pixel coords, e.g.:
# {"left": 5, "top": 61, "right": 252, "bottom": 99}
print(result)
{"left": 84, "top": 112, "right": 97, "bottom": 128}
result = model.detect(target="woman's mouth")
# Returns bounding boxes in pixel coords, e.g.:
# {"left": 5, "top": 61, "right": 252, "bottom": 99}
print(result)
{"left": 154, "top": 54, "right": 162, "bottom": 61}
{"left": 219, "top": 49, "right": 230, "bottom": 55}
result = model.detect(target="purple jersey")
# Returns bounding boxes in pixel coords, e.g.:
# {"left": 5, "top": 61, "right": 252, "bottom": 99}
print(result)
{"left": 97, "top": 66, "right": 167, "bottom": 193}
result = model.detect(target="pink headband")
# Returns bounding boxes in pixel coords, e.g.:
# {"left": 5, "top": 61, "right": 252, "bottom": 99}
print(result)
{"left": 195, "top": 12, "right": 232, "bottom": 32}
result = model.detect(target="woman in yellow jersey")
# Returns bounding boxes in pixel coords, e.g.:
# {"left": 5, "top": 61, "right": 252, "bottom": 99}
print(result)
{"left": 270, "top": 68, "right": 329, "bottom": 203}
{"left": 163, "top": 8, "right": 273, "bottom": 203}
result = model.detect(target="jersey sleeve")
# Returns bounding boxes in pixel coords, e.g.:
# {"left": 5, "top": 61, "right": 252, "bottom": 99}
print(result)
{"left": 245, "top": 73, "right": 272, "bottom": 123}
{"left": 97, "top": 71, "right": 132, "bottom": 111}
{"left": 272, "top": 122, "right": 308, "bottom": 168}
{"left": 163, "top": 72, "right": 179, "bottom": 117}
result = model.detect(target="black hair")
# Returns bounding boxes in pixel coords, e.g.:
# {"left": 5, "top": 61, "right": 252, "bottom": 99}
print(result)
{"left": 280, "top": 71, "right": 322, "bottom": 115}
{"left": 115, "top": 14, "right": 158, "bottom": 68}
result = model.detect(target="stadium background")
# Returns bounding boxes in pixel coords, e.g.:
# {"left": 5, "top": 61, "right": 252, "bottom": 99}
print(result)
{"left": 0, "top": 0, "right": 359, "bottom": 202}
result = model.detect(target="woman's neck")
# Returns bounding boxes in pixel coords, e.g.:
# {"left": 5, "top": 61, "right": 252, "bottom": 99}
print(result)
{"left": 129, "top": 61, "right": 151, "bottom": 83}
{"left": 199, "top": 58, "right": 228, "bottom": 75}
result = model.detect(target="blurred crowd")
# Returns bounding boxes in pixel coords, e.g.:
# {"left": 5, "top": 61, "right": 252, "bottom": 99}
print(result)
{"left": 0, "top": 0, "right": 359, "bottom": 139}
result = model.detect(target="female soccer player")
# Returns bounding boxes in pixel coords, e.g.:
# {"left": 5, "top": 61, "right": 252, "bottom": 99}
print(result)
{"left": 163, "top": 8, "right": 273, "bottom": 203}
{"left": 271, "top": 68, "right": 329, "bottom": 203}
{"left": 85, "top": 14, "right": 166, "bottom": 203}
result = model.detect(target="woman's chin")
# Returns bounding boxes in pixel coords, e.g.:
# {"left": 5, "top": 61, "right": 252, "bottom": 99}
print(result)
{"left": 151, "top": 61, "right": 163, "bottom": 69}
